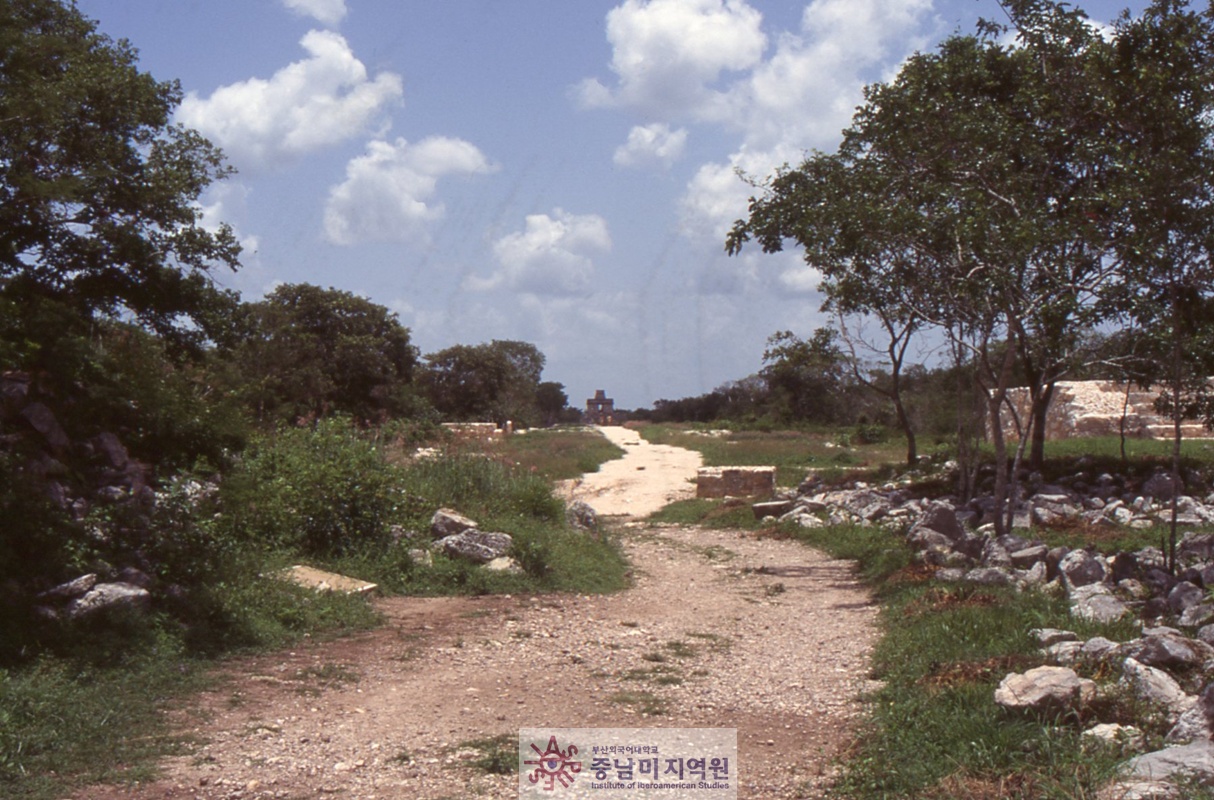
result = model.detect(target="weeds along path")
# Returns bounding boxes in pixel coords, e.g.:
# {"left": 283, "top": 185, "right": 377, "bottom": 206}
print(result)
{"left": 78, "top": 525, "right": 879, "bottom": 800}
{"left": 556, "top": 425, "right": 703, "bottom": 518}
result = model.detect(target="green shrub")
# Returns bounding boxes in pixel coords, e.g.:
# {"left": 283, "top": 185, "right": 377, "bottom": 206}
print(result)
{"left": 220, "top": 418, "right": 402, "bottom": 557}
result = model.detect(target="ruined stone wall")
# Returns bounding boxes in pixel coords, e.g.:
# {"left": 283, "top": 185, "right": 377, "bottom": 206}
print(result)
{"left": 696, "top": 466, "right": 776, "bottom": 499}
{"left": 1000, "top": 380, "right": 1209, "bottom": 440}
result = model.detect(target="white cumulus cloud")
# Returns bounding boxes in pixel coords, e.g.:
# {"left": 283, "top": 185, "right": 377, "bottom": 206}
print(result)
{"left": 672, "top": 0, "right": 935, "bottom": 242}
{"left": 323, "top": 137, "right": 495, "bottom": 246}
{"left": 578, "top": 0, "right": 766, "bottom": 121}
{"left": 467, "top": 210, "right": 612, "bottom": 297}
{"left": 282, "top": 0, "right": 347, "bottom": 27}
{"left": 177, "top": 30, "right": 402, "bottom": 169}
{"left": 614, "top": 123, "right": 689, "bottom": 168}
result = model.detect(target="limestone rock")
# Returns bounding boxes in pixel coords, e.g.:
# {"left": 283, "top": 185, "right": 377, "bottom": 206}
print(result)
{"left": 436, "top": 531, "right": 514, "bottom": 564}
{"left": 484, "top": 556, "right": 524, "bottom": 574}
{"left": 1032, "top": 628, "right": 1079, "bottom": 647}
{"left": 1124, "top": 740, "right": 1214, "bottom": 785}
{"left": 1167, "top": 684, "right": 1214, "bottom": 744}
{"left": 65, "top": 582, "right": 151, "bottom": 619}
{"left": 1167, "top": 581, "right": 1205, "bottom": 615}
{"left": 1071, "top": 583, "right": 1131, "bottom": 624}
{"left": 1132, "top": 632, "right": 1212, "bottom": 671}
{"left": 1060, "top": 549, "right": 1107, "bottom": 588}
{"left": 1121, "top": 658, "right": 1196, "bottom": 722}
{"left": 995, "top": 665, "right": 1095, "bottom": 713}
{"left": 38, "top": 573, "right": 97, "bottom": 601}
{"left": 911, "top": 502, "right": 967, "bottom": 545}
{"left": 430, "top": 508, "right": 478, "bottom": 539}
{"left": 1083, "top": 723, "right": 1145, "bottom": 752}
{"left": 566, "top": 500, "right": 600, "bottom": 534}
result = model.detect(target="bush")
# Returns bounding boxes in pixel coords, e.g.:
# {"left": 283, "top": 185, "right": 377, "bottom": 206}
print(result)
{"left": 220, "top": 419, "right": 403, "bottom": 557}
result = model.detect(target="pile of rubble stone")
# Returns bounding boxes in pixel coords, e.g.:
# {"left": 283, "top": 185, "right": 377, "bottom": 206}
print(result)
{"left": 753, "top": 468, "right": 1214, "bottom": 798}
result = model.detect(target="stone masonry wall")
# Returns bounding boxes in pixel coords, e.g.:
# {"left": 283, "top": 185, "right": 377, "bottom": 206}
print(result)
{"left": 696, "top": 466, "right": 776, "bottom": 499}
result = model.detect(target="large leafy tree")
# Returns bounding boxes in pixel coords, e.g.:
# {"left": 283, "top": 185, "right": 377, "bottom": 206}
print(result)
{"left": 0, "top": 0, "right": 240, "bottom": 596}
{"left": 1101, "top": 0, "right": 1214, "bottom": 570}
{"left": 233, "top": 284, "right": 421, "bottom": 424}
{"left": 760, "top": 328, "right": 851, "bottom": 425}
{"left": 421, "top": 340, "right": 547, "bottom": 427}
{"left": 730, "top": 1, "right": 1118, "bottom": 532}
{"left": 0, "top": 0, "right": 240, "bottom": 347}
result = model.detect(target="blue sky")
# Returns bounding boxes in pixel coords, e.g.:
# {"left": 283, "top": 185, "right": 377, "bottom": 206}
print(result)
{"left": 78, "top": 0, "right": 1145, "bottom": 410}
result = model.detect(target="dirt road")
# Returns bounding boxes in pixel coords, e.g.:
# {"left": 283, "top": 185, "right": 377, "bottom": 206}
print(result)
{"left": 79, "top": 430, "right": 878, "bottom": 800}
{"left": 556, "top": 426, "right": 703, "bottom": 518}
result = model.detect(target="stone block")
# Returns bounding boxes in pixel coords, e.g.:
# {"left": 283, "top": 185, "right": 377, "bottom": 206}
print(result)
{"left": 696, "top": 466, "right": 776, "bottom": 499}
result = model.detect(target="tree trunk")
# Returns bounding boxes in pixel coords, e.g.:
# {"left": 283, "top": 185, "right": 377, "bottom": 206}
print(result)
{"left": 1028, "top": 381, "right": 1055, "bottom": 471}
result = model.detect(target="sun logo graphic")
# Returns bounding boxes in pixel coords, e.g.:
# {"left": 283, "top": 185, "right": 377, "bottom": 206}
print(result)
{"left": 524, "top": 735, "right": 582, "bottom": 790}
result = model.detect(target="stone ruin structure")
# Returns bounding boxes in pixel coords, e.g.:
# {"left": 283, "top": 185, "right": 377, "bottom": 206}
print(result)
{"left": 1001, "top": 380, "right": 1210, "bottom": 441}
{"left": 585, "top": 390, "right": 615, "bottom": 425}
{"left": 696, "top": 466, "right": 777, "bottom": 499}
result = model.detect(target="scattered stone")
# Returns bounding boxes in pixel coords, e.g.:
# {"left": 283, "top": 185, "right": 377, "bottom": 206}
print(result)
{"left": 1123, "top": 740, "right": 1214, "bottom": 786}
{"left": 566, "top": 500, "right": 600, "bottom": 534}
{"left": 436, "top": 531, "right": 514, "bottom": 564}
{"left": 1031, "top": 628, "right": 1079, "bottom": 647}
{"left": 752, "top": 499, "right": 793, "bottom": 520}
{"left": 484, "top": 557, "right": 524, "bottom": 574}
{"left": 37, "top": 573, "right": 97, "bottom": 601}
{"left": 1083, "top": 723, "right": 1145, "bottom": 752}
{"left": 276, "top": 566, "right": 378, "bottom": 596}
{"left": 1121, "top": 658, "right": 1196, "bottom": 722}
{"left": 964, "top": 567, "right": 1014, "bottom": 586}
{"left": 430, "top": 508, "right": 478, "bottom": 539}
{"left": 1060, "top": 549, "right": 1107, "bottom": 588}
{"left": 1167, "top": 582, "right": 1205, "bottom": 615}
{"left": 1071, "top": 583, "right": 1131, "bottom": 624}
{"left": 65, "top": 582, "right": 151, "bottom": 619}
{"left": 994, "top": 665, "right": 1095, "bottom": 713}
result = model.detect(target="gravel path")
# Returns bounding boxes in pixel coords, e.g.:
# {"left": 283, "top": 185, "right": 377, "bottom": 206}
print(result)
{"left": 78, "top": 431, "right": 879, "bottom": 800}
{"left": 556, "top": 426, "right": 703, "bottom": 518}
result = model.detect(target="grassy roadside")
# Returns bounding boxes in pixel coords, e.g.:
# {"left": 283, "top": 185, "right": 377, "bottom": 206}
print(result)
{"left": 641, "top": 435, "right": 1214, "bottom": 799}
{"left": 493, "top": 426, "right": 626, "bottom": 480}
{"left": 636, "top": 423, "right": 916, "bottom": 486}
{"left": 0, "top": 425, "right": 630, "bottom": 800}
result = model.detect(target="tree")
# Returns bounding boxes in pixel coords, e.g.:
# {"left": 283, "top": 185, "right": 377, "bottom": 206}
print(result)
{"left": 760, "top": 329, "right": 851, "bottom": 425}
{"left": 233, "top": 284, "right": 421, "bottom": 424}
{"left": 535, "top": 381, "right": 569, "bottom": 427}
{"left": 729, "top": 151, "right": 928, "bottom": 464}
{"left": 0, "top": 0, "right": 240, "bottom": 349}
{"left": 731, "top": 2, "right": 1118, "bottom": 532}
{"left": 1100, "top": 0, "right": 1214, "bottom": 571}
{"left": 0, "top": 0, "right": 240, "bottom": 597}
{"left": 420, "top": 340, "right": 547, "bottom": 427}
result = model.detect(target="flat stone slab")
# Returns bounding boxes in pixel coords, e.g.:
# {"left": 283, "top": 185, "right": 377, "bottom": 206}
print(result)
{"left": 276, "top": 565, "right": 378, "bottom": 595}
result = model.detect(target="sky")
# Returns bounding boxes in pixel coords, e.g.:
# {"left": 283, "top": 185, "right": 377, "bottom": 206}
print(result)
{"left": 78, "top": 0, "right": 1147, "bottom": 410}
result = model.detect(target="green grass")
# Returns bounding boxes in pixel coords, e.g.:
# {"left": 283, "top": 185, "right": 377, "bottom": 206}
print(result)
{"left": 785, "top": 521, "right": 1169, "bottom": 799}
{"left": 0, "top": 656, "right": 205, "bottom": 799}
{"left": 493, "top": 427, "right": 627, "bottom": 480}
{"left": 455, "top": 733, "right": 517, "bottom": 775}
{"left": 637, "top": 424, "right": 910, "bottom": 486}
{"left": 1, "top": 432, "right": 631, "bottom": 800}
